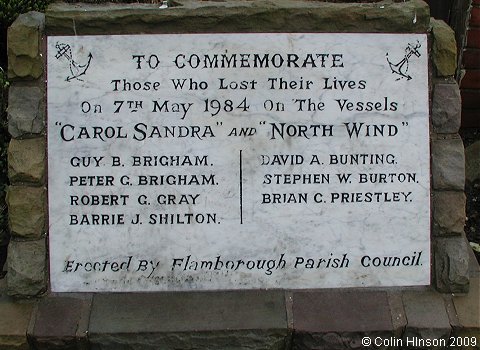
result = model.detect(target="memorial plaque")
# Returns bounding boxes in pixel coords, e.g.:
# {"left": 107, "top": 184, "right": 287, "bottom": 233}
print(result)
{"left": 47, "top": 33, "right": 430, "bottom": 292}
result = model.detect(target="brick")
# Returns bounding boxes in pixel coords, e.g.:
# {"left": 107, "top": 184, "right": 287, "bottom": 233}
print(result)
{"left": 8, "top": 137, "right": 45, "bottom": 184}
{"left": 89, "top": 291, "right": 289, "bottom": 350}
{"left": 467, "top": 28, "right": 480, "bottom": 49}
{"left": 432, "top": 83, "right": 462, "bottom": 133}
{"left": 461, "top": 70, "right": 480, "bottom": 89}
{"left": 292, "top": 290, "right": 393, "bottom": 349}
{"left": 432, "top": 191, "right": 466, "bottom": 236}
{"left": 470, "top": 7, "right": 480, "bottom": 26}
{"left": 461, "top": 89, "right": 480, "bottom": 109}
{"left": 431, "top": 137, "right": 465, "bottom": 191}
{"left": 402, "top": 290, "right": 451, "bottom": 345}
{"left": 462, "top": 49, "right": 480, "bottom": 69}
{"left": 461, "top": 109, "right": 480, "bottom": 128}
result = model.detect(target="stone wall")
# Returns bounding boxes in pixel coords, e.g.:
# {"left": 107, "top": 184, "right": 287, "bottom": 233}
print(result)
{"left": 430, "top": 19, "right": 470, "bottom": 293}
{"left": 5, "top": 0, "right": 470, "bottom": 297}
{"left": 6, "top": 11, "right": 47, "bottom": 297}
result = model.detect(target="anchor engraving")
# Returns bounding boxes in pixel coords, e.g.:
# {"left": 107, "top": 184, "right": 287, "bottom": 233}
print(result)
{"left": 55, "top": 42, "right": 93, "bottom": 82}
{"left": 386, "top": 41, "right": 421, "bottom": 81}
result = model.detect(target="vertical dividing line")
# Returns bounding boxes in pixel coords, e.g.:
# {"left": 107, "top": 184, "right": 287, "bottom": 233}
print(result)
{"left": 239, "top": 149, "right": 243, "bottom": 224}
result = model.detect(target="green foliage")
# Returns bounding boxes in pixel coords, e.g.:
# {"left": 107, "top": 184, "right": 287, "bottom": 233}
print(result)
{"left": 0, "top": 68, "right": 7, "bottom": 111}
{"left": 0, "top": 0, "right": 52, "bottom": 28}
{"left": 62, "top": 0, "right": 161, "bottom": 3}
{"left": 0, "top": 68, "right": 8, "bottom": 246}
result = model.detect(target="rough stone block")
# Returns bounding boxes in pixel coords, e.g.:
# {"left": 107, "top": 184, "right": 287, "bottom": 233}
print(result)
{"left": 46, "top": 0, "right": 430, "bottom": 35}
{"left": 434, "top": 236, "right": 470, "bottom": 293}
{"left": 431, "top": 19, "right": 457, "bottom": 77}
{"left": 28, "top": 295, "right": 92, "bottom": 350}
{"left": 402, "top": 290, "right": 451, "bottom": 347}
{"left": 7, "top": 239, "right": 46, "bottom": 297}
{"left": 292, "top": 290, "right": 393, "bottom": 349}
{"left": 432, "top": 83, "right": 462, "bottom": 133}
{"left": 0, "top": 296, "right": 35, "bottom": 350}
{"left": 89, "top": 291, "right": 289, "bottom": 350}
{"left": 8, "top": 137, "right": 45, "bottom": 184}
{"left": 432, "top": 191, "right": 466, "bottom": 236}
{"left": 432, "top": 137, "right": 465, "bottom": 191}
{"left": 7, "top": 85, "right": 45, "bottom": 138}
{"left": 6, "top": 186, "right": 46, "bottom": 239}
{"left": 8, "top": 55, "right": 44, "bottom": 82}
{"left": 7, "top": 11, "right": 45, "bottom": 80}
{"left": 8, "top": 12, "right": 43, "bottom": 59}
{"left": 465, "top": 141, "right": 480, "bottom": 183}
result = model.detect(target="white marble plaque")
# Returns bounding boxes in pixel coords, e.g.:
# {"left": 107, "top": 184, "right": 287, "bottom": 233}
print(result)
{"left": 47, "top": 33, "right": 430, "bottom": 292}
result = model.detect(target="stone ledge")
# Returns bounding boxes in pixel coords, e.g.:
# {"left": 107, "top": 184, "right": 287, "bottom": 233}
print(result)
{"left": 27, "top": 294, "right": 92, "bottom": 350}
{"left": 292, "top": 289, "right": 395, "bottom": 349}
{"left": 1, "top": 276, "right": 478, "bottom": 350}
{"left": 89, "top": 291, "right": 289, "bottom": 350}
{"left": 46, "top": 0, "right": 429, "bottom": 35}
{"left": 448, "top": 248, "right": 480, "bottom": 348}
{"left": 402, "top": 290, "right": 451, "bottom": 344}
{"left": 0, "top": 296, "right": 36, "bottom": 350}
{"left": 451, "top": 277, "right": 480, "bottom": 343}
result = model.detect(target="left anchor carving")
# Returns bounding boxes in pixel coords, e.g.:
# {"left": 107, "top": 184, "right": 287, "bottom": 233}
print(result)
{"left": 55, "top": 42, "right": 93, "bottom": 82}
